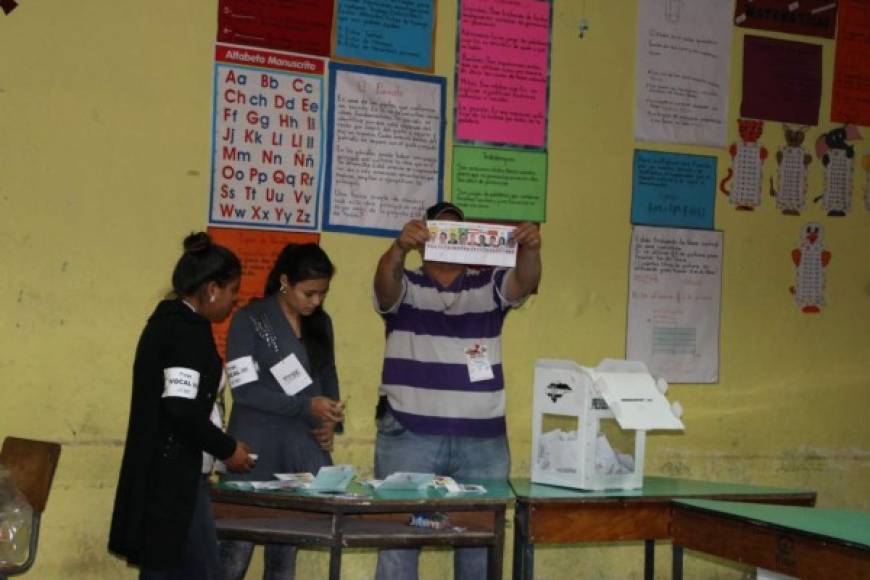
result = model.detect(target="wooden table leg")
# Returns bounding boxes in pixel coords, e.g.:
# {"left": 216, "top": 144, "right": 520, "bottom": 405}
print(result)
{"left": 488, "top": 506, "right": 506, "bottom": 580}
{"left": 672, "top": 544, "right": 684, "bottom": 580}
{"left": 329, "top": 546, "right": 341, "bottom": 580}
{"left": 645, "top": 539, "right": 655, "bottom": 580}
{"left": 512, "top": 503, "right": 526, "bottom": 580}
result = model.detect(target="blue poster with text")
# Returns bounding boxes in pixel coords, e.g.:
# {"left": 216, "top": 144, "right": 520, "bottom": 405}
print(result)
{"left": 631, "top": 150, "right": 716, "bottom": 230}
{"left": 334, "top": 0, "right": 434, "bottom": 71}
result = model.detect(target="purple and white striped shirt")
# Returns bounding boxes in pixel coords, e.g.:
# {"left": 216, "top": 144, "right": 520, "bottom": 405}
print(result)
{"left": 377, "top": 267, "right": 524, "bottom": 437}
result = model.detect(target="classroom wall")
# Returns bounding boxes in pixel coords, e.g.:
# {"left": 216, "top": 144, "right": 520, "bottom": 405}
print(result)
{"left": 1, "top": 1, "right": 867, "bottom": 578}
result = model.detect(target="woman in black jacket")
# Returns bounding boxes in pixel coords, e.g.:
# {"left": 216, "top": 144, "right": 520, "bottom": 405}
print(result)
{"left": 109, "top": 232, "right": 255, "bottom": 580}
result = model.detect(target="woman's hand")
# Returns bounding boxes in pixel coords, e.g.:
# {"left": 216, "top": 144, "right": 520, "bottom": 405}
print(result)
{"left": 310, "top": 396, "right": 345, "bottom": 423}
{"left": 312, "top": 422, "right": 336, "bottom": 451}
{"left": 224, "top": 440, "right": 256, "bottom": 472}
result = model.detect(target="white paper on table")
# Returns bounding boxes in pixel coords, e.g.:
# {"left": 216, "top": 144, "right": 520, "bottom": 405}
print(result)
{"left": 374, "top": 472, "right": 436, "bottom": 490}
{"left": 634, "top": 0, "right": 733, "bottom": 147}
{"left": 424, "top": 220, "right": 517, "bottom": 267}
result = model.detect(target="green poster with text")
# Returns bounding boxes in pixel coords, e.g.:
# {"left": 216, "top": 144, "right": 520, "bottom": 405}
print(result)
{"left": 451, "top": 146, "right": 547, "bottom": 221}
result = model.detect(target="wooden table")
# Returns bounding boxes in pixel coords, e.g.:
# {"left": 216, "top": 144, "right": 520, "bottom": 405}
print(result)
{"left": 510, "top": 477, "right": 816, "bottom": 580}
{"left": 671, "top": 499, "right": 870, "bottom": 580}
{"left": 211, "top": 480, "right": 513, "bottom": 580}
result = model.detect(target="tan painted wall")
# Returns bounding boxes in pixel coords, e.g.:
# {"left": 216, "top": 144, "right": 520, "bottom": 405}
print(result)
{"left": 1, "top": 1, "right": 867, "bottom": 578}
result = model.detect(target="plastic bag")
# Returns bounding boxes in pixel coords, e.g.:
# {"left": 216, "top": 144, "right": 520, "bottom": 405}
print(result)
{"left": 0, "top": 465, "right": 33, "bottom": 566}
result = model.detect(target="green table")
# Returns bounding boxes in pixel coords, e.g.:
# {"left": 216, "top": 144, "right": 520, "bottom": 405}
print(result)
{"left": 211, "top": 479, "right": 514, "bottom": 580}
{"left": 672, "top": 499, "right": 870, "bottom": 580}
{"left": 510, "top": 477, "right": 816, "bottom": 580}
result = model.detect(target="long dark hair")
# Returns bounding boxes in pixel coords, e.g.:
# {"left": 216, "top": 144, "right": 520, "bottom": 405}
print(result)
{"left": 265, "top": 243, "right": 335, "bottom": 372}
{"left": 171, "top": 232, "right": 241, "bottom": 296}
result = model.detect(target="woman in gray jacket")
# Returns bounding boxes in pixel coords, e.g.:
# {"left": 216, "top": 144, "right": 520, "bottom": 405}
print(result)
{"left": 220, "top": 243, "right": 344, "bottom": 580}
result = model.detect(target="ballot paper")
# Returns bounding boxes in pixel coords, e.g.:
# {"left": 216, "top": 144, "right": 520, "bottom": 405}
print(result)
{"left": 365, "top": 472, "right": 436, "bottom": 491}
{"left": 274, "top": 465, "right": 356, "bottom": 493}
{"left": 424, "top": 220, "right": 517, "bottom": 267}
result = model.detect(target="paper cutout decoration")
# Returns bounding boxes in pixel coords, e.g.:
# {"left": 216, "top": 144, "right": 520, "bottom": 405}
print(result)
{"left": 814, "top": 124, "right": 862, "bottom": 217}
{"left": 790, "top": 222, "right": 830, "bottom": 314}
{"left": 720, "top": 119, "right": 768, "bottom": 211}
{"left": 862, "top": 155, "right": 870, "bottom": 212}
{"left": 770, "top": 125, "right": 813, "bottom": 216}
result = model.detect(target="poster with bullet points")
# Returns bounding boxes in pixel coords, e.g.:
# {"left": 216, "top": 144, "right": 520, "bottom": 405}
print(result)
{"left": 209, "top": 43, "right": 325, "bottom": 231}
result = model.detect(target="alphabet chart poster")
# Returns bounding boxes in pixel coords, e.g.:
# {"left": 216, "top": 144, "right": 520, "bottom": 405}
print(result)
{"left": 208, "top": 227, "right": 320, "bottom": 358}
{"left": 334, "top": 0, "right": 435, "bottom": 71}
{"left": 323, "top": 62, "right": 446, "bottom": 236}
{"left": 217, "top": 0, "right": 334, "bottom": 57}
{"left": 455, "top": 0, "right": 552, "bottom": 149}
{"left": 209, "top": 44, "right": 325, "bottom": 232}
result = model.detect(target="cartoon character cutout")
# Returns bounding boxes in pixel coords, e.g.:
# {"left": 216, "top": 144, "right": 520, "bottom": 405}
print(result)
{"left": 770, "top": 125, "right": 812, "bottom": 216}
{"left": 720, "top": 119, "right": 767, "bottom": 211}
{"left": 814, "top": 124, "right": 862, "bottom": 217}
{"left": 862, "top": 154, "right": 870, "bottom": 212}
{"left": 790, "top": 222, "right": 831, "bottom": 314}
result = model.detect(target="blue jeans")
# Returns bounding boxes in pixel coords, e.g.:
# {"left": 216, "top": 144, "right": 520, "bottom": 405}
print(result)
{"left": 374, "top": 410, "right": 510, "bottom": 580}
{"left": 219, "top": 541, "right": 296, "bottom": 580}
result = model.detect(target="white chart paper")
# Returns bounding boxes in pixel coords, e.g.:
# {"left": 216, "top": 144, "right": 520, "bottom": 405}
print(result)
{"left": 634, "top": 0, "right": 733, "bottom": 147}
{"left": 626, "top": 226, "right": 723, "bottom": 383}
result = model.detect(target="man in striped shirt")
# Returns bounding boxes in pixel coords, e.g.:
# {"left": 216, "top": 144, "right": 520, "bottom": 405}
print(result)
{"left": 372, "top": 201, "right": 542, "bottom": 580}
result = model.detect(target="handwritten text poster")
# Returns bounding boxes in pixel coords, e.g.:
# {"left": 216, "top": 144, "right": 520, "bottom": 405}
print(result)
{"left": 832, "top": 0, "right": 870, "bottom": 127}
{"left": 627, "top": 226, "right": 723, "bottom": 384}
{"left": 208, "top": 227, "right": 320, "bottom": 358}
{"left": 632, "top": 150, "right": 716, "bottom": 229}
{"left": 323, "top": 63, "right": 446, "bottom": 236}
{"left": 635, "top": 0, "right": 733, "bottom": 147}
{"left": 334, "top": 0, "right": 435, "bottom": 71}
{"left": 209, "top": 44, "right": 325, "bottom": 231}
{"left": 217, "top": 0, "right": 334, "bottom": 56}
{"left": 741, "top": 36, "right": 822, "bottom": 126}
{"left": 733, "top": 0, "right": 838, "bottom": 38}
{"left": 452, "top": 145, "right": 547, "bottom": 221}
{"left": 455, "top": 0, "right": 552, "bottom": 148}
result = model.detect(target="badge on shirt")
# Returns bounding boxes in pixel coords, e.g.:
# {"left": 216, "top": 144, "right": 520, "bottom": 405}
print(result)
{"left": 270, "top": 353, "right": 313, "bottom": 396}
{"left": 162, "top": 367, "right": 200, "bottom": 399}
{"left": 226, "top": 355, "right": 258, "bottom": 389}
{"left": 465, "top": 343, "right": 494, "bottom": 383}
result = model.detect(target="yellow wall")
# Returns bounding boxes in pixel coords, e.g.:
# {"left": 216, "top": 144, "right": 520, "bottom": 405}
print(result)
{"left": 1, "top": 1, "right": 868, "bottom": 578}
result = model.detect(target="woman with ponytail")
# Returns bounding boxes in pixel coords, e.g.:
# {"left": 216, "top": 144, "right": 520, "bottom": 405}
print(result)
{"left": 109, "top": 232, "right": 255, "bottom": 580}
{"left": 220, "top": 243, "right": 344, "bottom": 580}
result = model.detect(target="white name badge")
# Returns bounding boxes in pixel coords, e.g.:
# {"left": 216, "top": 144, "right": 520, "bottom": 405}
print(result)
{"left": 465, "top": 344, "right": 494, "bottom": 383}
{"left": 270, "top": 353, "right": 313, "bottom": 396}
{"left": 163, "top": 367, "right": 200, "bottom": 399}
{"left": 226, "top": 356, "right": 258, "bottom": 389}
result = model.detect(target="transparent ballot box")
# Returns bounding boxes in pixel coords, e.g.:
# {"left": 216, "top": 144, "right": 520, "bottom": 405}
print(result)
{"left": 531, "top": 359, "right": 684, "bottom": 491}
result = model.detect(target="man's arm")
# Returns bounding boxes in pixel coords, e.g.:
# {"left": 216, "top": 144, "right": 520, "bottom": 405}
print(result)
{"left": 374, "top": 218, "right": 429, "bottom": 311}
{"left": 504, "top": 222, "right": 542, "bottom": 302}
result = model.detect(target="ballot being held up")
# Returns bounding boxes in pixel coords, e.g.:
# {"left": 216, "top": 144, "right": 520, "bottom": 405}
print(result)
{"left": 531, "top": 358, "right": 684, "bottom": 491}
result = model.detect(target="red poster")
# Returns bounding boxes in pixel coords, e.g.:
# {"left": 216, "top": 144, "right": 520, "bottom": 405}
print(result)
{"left": 218, "top": 0, "right": 334, "bottom": 57}
{"left": 733, "top": 0, "right": 838, "bottom": 38}
{"left": 831, "top": 0, "right": 870, "bottom": 126}
{"left": 740, "top": 36, "right": 822, "bottom": 126}
{"left": 208, "top": 227, "right": 319, "bottom": 358}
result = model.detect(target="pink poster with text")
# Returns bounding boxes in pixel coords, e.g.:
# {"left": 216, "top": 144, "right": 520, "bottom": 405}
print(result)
{"left": 455, "top": 0, "right": 552, "bottom": 149}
